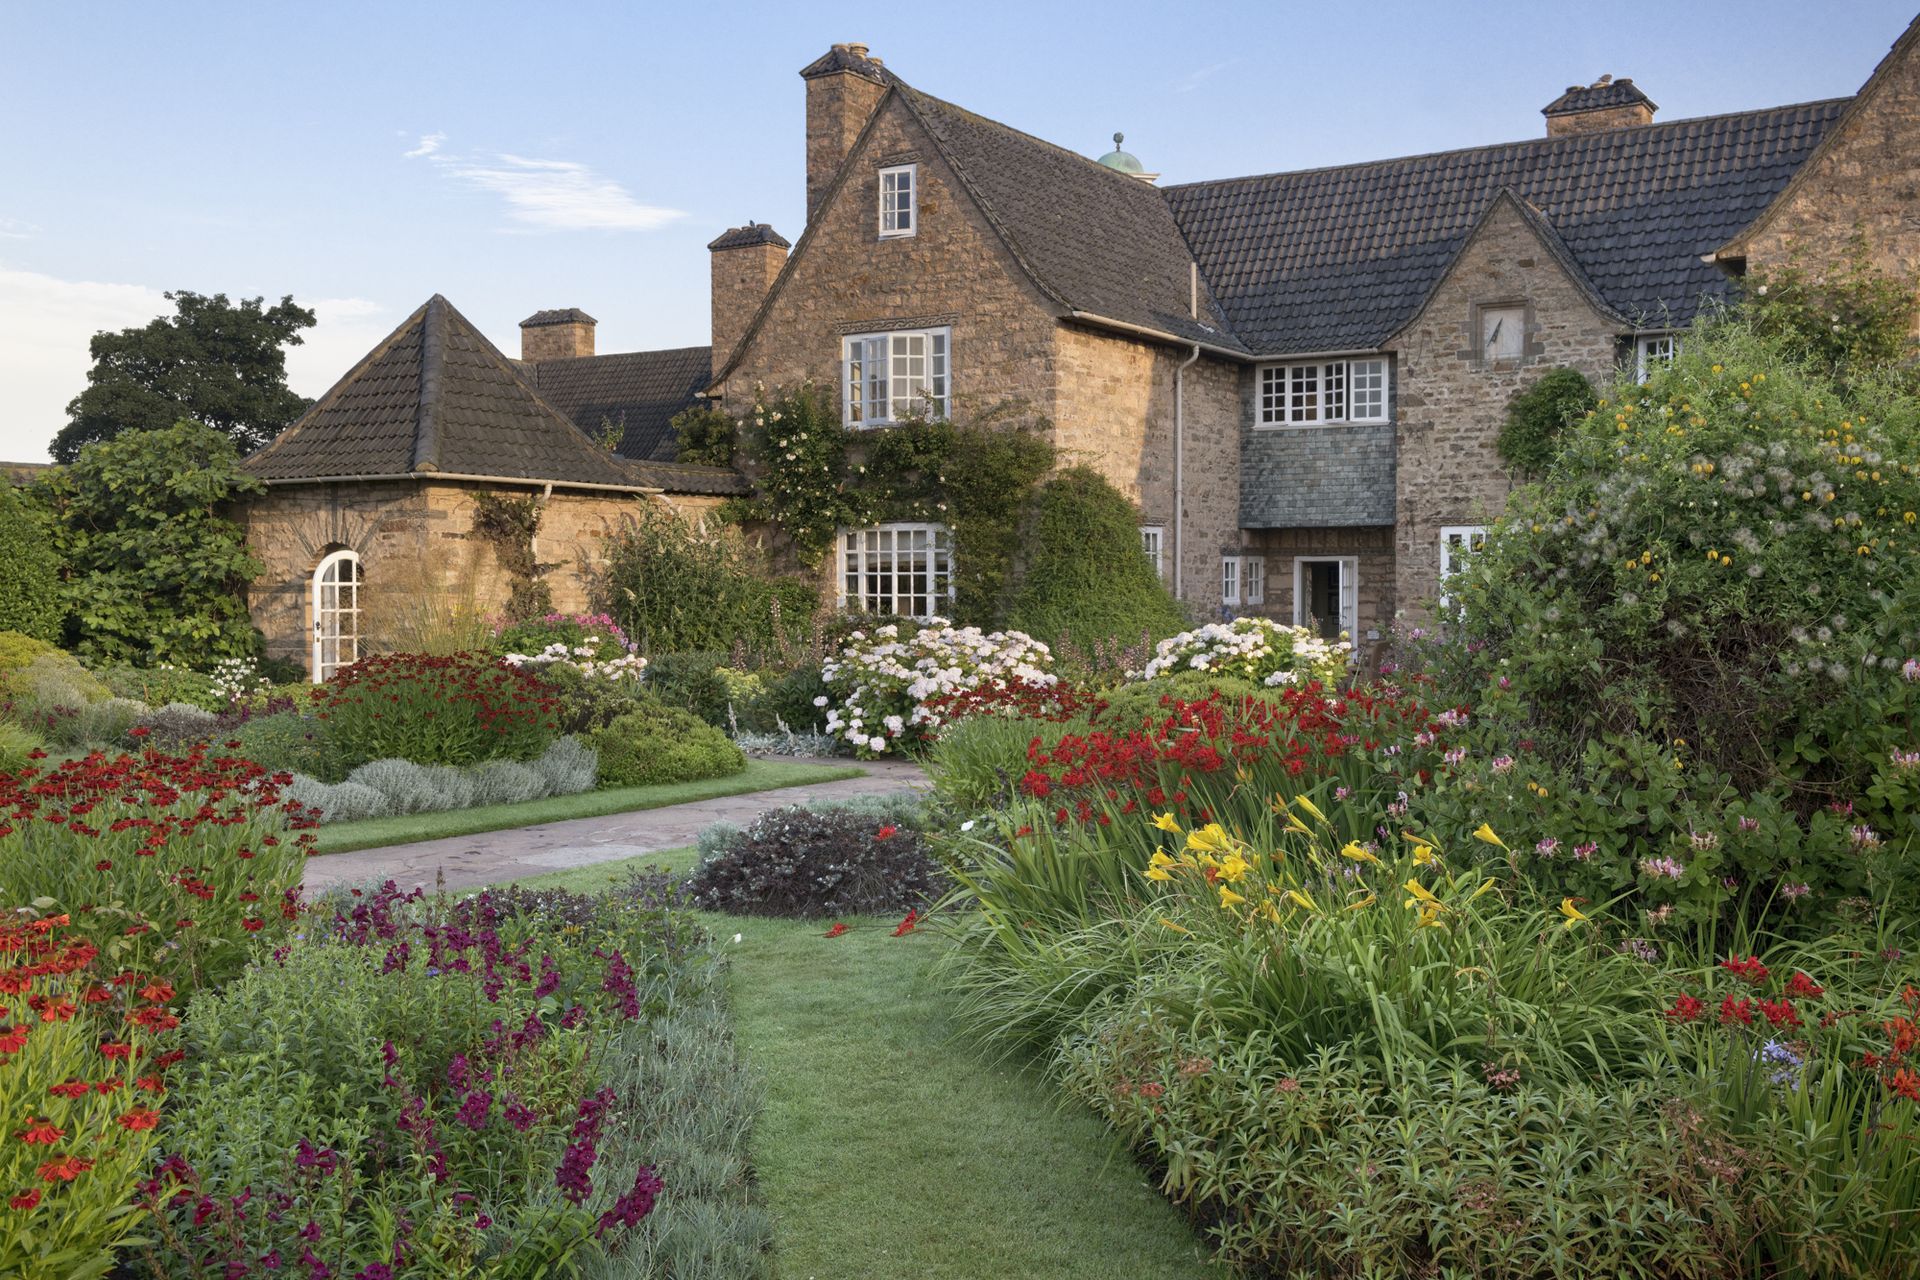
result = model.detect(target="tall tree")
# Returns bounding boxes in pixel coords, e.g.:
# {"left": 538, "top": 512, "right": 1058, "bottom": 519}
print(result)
{"left": 52, "top": 291, "right": 317, "bottom": 462}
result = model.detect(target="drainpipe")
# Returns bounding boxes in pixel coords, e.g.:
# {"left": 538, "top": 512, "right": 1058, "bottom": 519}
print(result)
{"left": 1173, "top": 341, "right": 1201, "bottom": 599}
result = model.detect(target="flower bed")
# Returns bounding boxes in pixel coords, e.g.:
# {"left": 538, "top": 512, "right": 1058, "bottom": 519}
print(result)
{"left": 1135, "top": 617, "right": 1352, "bottom": 687}
{"left": 0, "top": 745, "right": 311, "bottom": 991}
{"left": 818, "top": 621, "right": 1055, "bottom": 757}
{"left": 314, "top": 651, "right": 560, "bottom": 771}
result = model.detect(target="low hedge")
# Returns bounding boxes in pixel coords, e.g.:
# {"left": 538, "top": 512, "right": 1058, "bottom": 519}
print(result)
{"left": 589, "top": 700, "right": 746, "bottom": 788}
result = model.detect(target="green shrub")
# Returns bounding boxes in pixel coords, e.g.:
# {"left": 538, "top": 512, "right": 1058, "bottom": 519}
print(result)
{"left": 741, "top": 664, "right": 831, "bottom": 734}
{"left": 317, "top": 651, "right": 558, "bottom": 773}
{"left": 1005, "top": 466, "right": 1186, "bottom": 649}
{"left": 231, "top": 709, "right": 330, "bottom": 777}
{"left": 96, "top": 663, "right": 220, "bottom": 711}
{"left": 0, "top": 630, "right": 58, "bottom": 690}
{"left": 686, "top": 805, "right": 945, "bottom": 919}
{"left": 1094, "top": 673, "right": 1260, "bottom": 733}
{"left": 0, "top": 720, "right": 43, "bottom": 774}
{"left": 643, "top": 651, "right": 731, "bottom": 725}
{"left": 671, "top": 402, "right": 738, "bottom": 468}
{"left": 137, "top": 701, "right": 219, "bottom": 751}
{"left": 589, "top": 700, "right": 746, "bottom": 788}
{"left": 0, "top": 483, "right": 62, "bottom": 642}
{"left": 928, "top": 713, "right": 1088, "bottom": 814}
{"left": 1495, "top": 366, "right": 1597, "bottom": 475}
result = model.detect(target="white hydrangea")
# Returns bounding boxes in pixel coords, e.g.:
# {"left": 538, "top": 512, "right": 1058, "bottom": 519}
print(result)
{"left": 1133, "top": 617, "right": 1351, "bottom": 688}
{"left": 818, "top": 617, "right": 1056, "bottom": 758}
{"left": 503, "top": 637, "right": 648, "bottom": 683}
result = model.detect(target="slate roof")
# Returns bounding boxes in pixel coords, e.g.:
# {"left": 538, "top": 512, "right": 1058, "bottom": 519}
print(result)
{"left": 245, "top": 296, "right": 739, "bottom": 494}
{"left": 526, "top": 345, "right": 714, "bottom": 464}
{"left": 895, "top": 86, "right": 1245, "bottom": 352}
{"left": 1544, "top": 77, "right": 1656, "bottom": 118}
{"left": 521, "top": 307, "right": 597, "bottom": 328}
{"left": 1163, "top": 98, "right": 1850, "bottom": 356}
{"left": 708, "top": 223, "right": 791, "bottom": 251}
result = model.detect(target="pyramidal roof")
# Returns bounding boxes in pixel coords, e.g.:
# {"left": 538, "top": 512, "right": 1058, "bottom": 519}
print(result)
{"left": 246, "top": 295, "right": 654, "bottom": 490}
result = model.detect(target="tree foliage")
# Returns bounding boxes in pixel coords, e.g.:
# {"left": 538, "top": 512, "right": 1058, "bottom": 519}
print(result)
{"left": 0, "top": 484, "right": 63, "bottom": 642}
{"left": 671, "top": 403, "right": 739, "bottom": 467}
{"left": 53, "top": 291, "right": 316, "bottom": 462}
{"left": 41, "top": 421, "right": 265, "bottom": 665}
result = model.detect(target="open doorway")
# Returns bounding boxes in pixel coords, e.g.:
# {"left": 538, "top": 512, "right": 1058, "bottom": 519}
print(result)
{"left": 1293, "top": 556, "right": 1357, "bottom": 640}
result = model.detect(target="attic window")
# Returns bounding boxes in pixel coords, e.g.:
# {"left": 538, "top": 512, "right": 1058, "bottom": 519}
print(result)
{"left": 879, "top": 164, "right": 916, "bottom": 238}
{"left": 1635, "top": 333, "right": 1680, "bottom": 383}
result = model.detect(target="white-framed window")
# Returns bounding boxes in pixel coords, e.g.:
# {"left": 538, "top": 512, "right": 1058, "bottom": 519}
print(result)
{"left": 1635, "top": 333, "right": 1680, "bottom": 383}
{"left": 1293, "top": 556, "right": 1358, "bottom": 641}
{"left": 1221, "top": 554, "right": 1264, "bottom": 606}
{"left": 838, "top": 523, "right": 952, "bottom": 620}
{"left": 1438, "top": 525, "right": 1489, "bottom": 607}
{"left": 311, "top": 548, "right": 362, "bottom": 682}
{"left": 1255, "top": 357, "right": 1390, "bottom": 427}
{"left": 1140, "top": 526, "right": 1164, "bottom": 576}
{"left": 843, "top": 327, "right": 950, "bottom": 426}
{"left": 879, "top": 164, "right": 916, "bottom": 238}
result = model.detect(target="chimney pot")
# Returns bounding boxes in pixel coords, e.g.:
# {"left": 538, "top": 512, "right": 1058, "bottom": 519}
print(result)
{"left": 846, "top": 42, "right": 869, "bottom": 58}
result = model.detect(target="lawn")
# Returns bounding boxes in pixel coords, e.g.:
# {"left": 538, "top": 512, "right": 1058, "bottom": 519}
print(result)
{"left": 509, "top": 856, "right": 1212, "bottom": 1280}
{"left": 309, "top": 759, "right": 864, "bottom": 855}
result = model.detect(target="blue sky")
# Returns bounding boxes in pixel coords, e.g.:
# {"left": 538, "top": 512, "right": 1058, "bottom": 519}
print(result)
{"left": 1, "top": 0, "right": 1912, "bottom": 460}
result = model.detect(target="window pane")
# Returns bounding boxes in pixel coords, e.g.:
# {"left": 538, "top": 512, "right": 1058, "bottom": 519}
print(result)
{"left": 929, "top": 332, "right": 948, "bottom": 417}
{"left": 1260, "top": 367, "right": 1284, "bottom": 424}
{"left": 1350, "top": 359, "right": 1386, "bottom": 421}
{"left": 1322, "top": 363, "right": 1346, "bottom": 422}
{"left": 1289, "top": 364, "right": 1318, "bottom": 422}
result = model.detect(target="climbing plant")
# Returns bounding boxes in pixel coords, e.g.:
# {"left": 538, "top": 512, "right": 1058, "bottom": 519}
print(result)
{"left": 671, "top": 403, "right": 739, "bottom": 468}
{"left": 471, "top": 492, "right": 553, "bottom": 622}
{"left": 1496, "top": 367, "right": 1597, "bottom": 477}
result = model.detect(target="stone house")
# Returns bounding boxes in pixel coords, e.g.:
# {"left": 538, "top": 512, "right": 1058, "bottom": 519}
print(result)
{"left": 245, "top": 17, "right": 1920, "bottom": 677}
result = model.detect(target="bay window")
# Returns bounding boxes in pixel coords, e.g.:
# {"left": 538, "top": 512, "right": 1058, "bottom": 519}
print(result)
{"left": 1256, "top": 356, "right": 1390, "bottom": 426}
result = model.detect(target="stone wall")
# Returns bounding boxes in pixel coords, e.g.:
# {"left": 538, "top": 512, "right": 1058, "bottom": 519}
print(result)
{"left": 1387, "top": 199, "right": 1621, "bottom": 621}
{"left": 805, "top": 63, "right": 889, "bottom": 221}
{"left": 1737, "top": 31, "right": 1920, "bottom": 284}
{"left": 240, "top": 480, "right": 721, "bottom": 676}
{"left": 1242, "top": 526, "right": 1396, "bottom": 640}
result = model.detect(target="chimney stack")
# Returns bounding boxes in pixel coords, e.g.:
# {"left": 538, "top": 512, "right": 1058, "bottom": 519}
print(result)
{"left": 1542, "top": 75, "right": 1656, "bottom": 137}
{"left": 708, "top": 223, "right": 791, "bottom": 381}
{"left": 518, "top": 308, "right": 597, "bottom": 362}
{"left": 799, "top": 42, "right": 889, "bottom": 223}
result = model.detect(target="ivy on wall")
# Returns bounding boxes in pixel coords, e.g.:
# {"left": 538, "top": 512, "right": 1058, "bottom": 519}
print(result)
{"left": 708, "top": 384, "right": 1056, "bottom": 627}
{"left": 470, "top": 492, "right": 553, "bottom": 622}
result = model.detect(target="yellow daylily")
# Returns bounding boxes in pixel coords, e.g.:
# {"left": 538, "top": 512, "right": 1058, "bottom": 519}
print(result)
{"left": 1255, "top": 899, "right": 1282, "bottom": 925}
{"left": 1471, "top": 877, "right": 1498, "bottom": 900}
{"left": 1414, "top": 906, "right": 1447, "bottom": 929}
{"left": 1559, "top": 898, "right": 1589, "bottom": 929}
{"left": 1149, "top": 850, "right": 1177, "bottom": 870}
{"left": 1291, "top": 794, "right": 1328, "bottom": 826}
{"left": 1472, "top": 823, "right": 1508, "bottom": 850}
{"left": 1403, "top": 832, "right": 1439, "bottom": 854}
{"left": 1186, "top": 822, "right": 1235, "bottom": 854}
{"left": 1285, "top": 888, "right": 1321, "bottom": 913}
{"left": 1143, "top": 866, "right": 1173, "bottom": 882}
{"left": 1216, "top": 853, "right": 1253, "bottom": 884}
{"left": 1282, "top": 820, "right": 1312, "bottom": 837}
{"left": 1158, "top": 917, "right": 1190, "bottom": 935}
{"left": 1151, "top": 812, "right": 1183, "bottom": 834}
{"left": 1340, "top": 841, "right": 1381, "bottom": 865}
{"left": 1218, "top": 885, "right": 1247, "bottom": 910}
{"left": 1345, "top": 893, "right": 1376, "bottom": 911}
{"left": 1412, "top": 844, "right": 1442, "bottom": 867}
{"left": 1402, "top": 880, "right": 1444, "bottom": 913}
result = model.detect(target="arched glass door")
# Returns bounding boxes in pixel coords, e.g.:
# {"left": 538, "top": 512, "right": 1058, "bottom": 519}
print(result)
{"left": 311, "top": 549, "right": 361, "bottom": 681}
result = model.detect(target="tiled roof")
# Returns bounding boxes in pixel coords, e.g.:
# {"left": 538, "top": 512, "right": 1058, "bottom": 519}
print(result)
{"left": 246, "top": 296, "right": 649, "bottom": 489}
{"left": 708, "top": 223, "right": 791, "bottom": 251}
{"left": 799, "top": 44, "right": 890, "bottom": 83}
{"left": 1163, "top": 99, "right": 1849, "bottom": 355}
{"left": 896, "top": 86, "right": 1245, "bottom": 352}
{"left": 520, "top": 307, "right": 597, "bottom": 327}
{"left": 527, "top": 345, "right": 713, "bottom": 463}
{"left": 1544, "top": 77, "right": 1656, "bottom": 117}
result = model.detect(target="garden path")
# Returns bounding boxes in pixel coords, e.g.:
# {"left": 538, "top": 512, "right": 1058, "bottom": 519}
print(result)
{"left": 300, "top": 757, "right": 927, "bottom": 896}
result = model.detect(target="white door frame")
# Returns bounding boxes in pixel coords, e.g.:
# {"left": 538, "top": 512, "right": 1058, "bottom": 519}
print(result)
{"left": 1292, "top": 556, "right": 1359, "bottom": 638}
{"left": 311, "top": 548, "right": 362, "bottom": 682}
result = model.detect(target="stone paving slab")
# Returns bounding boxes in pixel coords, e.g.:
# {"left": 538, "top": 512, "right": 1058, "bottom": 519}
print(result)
{"left": 302, "top": 757, "right": 929, "bottom": 896}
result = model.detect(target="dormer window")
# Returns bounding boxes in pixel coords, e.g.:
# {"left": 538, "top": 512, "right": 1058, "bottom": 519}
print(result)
{"left": 879, "top": 164, "right": 916, "bottom": 238}
{"left": 1635, "top": 333, "right": 1680, "bottom": 382}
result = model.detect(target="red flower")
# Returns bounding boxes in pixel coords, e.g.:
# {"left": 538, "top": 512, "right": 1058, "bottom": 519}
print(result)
{"left": 138, "top": 980, "right": 174, "bottom": 1004}
{"left": 1665, "top": 994, "right": 1705, "bottom": 1022}
{"left": 1720, "top": 955, "right": 1770, "bottom": 985}
{"left": 36, "top": 1156, "right": 92, "bottom": 1183}
{"left": 94, "top": 861, "right": 112, "bottom": 872}
{"left": 891, "top": 910, "right": 919, "bottom": 938}
{"left": 874, "top": 825, "right": 898, "bottom": 840}
{"left": 1719, "top": 996, "right": 1754, "bottom": 1026}
{"left": 129, "top": 726, "right": 151, "bottom": 737}
{"left": 1760, "top": 998, "right": 1801, "bottom": 1029}
{"left": 823, "top": 923, "right": 849, "bottom": 938}
{"left": 117, "top": 1108, "right": 159, "bottom": 1132}
{"left": 134, "top": 1075, "right": 166, "bottom": 1094}
{"left": 47, "top": 1080, "right": 92, "bottom": 1099}
{"left": 16, "top": 1118, "right": 63, "bottom": 1145}
{"left": 1785, "top": 972, "right": 1824, "bottom": 999}
{"left": 98, "top": 1041, "right": 133, "bottom": 1060}
{"left": 1890, "top": 1068, "right": 1920, "bottom": 1104}
{"left": 8, "top": 1188, "right": 39, "bottom": 1211}
{"left": 0, "top": 1025, "right": 27, "bottom": 1054}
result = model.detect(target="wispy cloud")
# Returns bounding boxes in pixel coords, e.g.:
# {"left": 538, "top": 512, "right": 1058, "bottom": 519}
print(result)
{"left": 0, "top": 217, "right": 38, "bottom": 240}
{"left": 1171, "top": 58, "right": 1239, "bottom": 94}
{"left": 404, "top": 133, "right": 682, "bottom": 232}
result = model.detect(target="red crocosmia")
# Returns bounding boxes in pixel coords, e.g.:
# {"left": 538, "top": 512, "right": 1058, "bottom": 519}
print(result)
{"left": 874, "top": 825, "right": 898, "bottom": 840}
{"left": 1665, "top": 994, "right": 1705, "bottom": 1023}
{"left": 8, "top": 1189, "right": 38, "bottom": 1211}
{"left": 1890, "top": 1068, "right": 1920, "bottom": 1104}
{"left": 1785, "top": 972, "right": 1824, "bottom": 999}
{"left": 17, "top": 1118, "right": 63, "bottom": 1145}
{"left": 823, "top": 923, "right": 850, "bottom": 938}
{"left": 1720, "top": 955, "right": 1770, "bottom": 984}
{"left": 117, "top": 1108, "right": 160, "bottom": 1132}
{"left": 1719, "top": 996, "right": 1755, "bottom": 1026}
{"left": 891, "top": 910, "right": 919, "bottom": 938}
{"left": 1760, "top": 998, "right": 1801, "bottom": 1029}
{"left": 37, "top": 1156, "right": 93, "bottom": 1183}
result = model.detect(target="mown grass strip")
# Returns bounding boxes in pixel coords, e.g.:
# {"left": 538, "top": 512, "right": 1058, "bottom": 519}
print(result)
{"left": 310, "top": 760, "right": 864, "bottom": 856}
